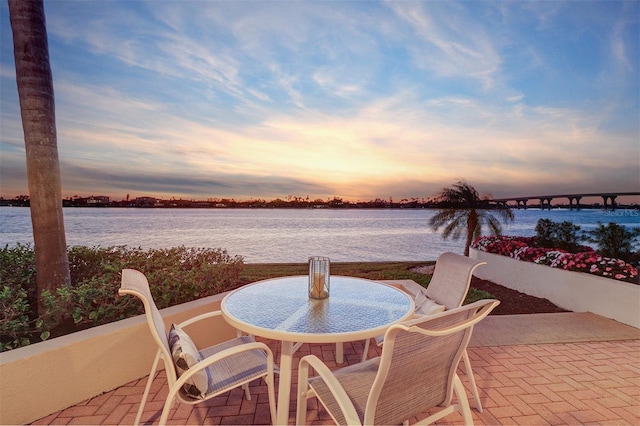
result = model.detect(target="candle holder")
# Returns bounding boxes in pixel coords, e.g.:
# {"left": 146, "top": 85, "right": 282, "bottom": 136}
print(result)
{"left": 308, "top": 256, "right": 330, "bottom": 299}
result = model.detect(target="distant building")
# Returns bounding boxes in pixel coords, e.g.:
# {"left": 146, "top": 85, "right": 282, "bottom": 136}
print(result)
{"left": 86, "top": 196, "right": 110, "bottom": 206}
{"left": 64, "top": 195, "right": 110, "bottom": 207}
{"left": 133, "top": 197, "right": 160, "bottom": 207}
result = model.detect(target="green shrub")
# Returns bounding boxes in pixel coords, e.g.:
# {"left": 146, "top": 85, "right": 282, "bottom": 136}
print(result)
{"left": 1, "top": 245, "right": 244, "bottom": 352}
{"left": 583, "top": 222, "right": 640, "bottom": 265}
{"left": 0, "top": 244, "right": 54, "bottom": 351}
{"left": 534, "top": 219, "right": 640, "bottom": 265}
{"left": 0, "top": 243, "right": 36, "bottom": 303}
{"left": 535, "top": 219, "right": 583, "bottom": 252}
{"left": 0, "top": 286, "right": 59, "bottom": 351}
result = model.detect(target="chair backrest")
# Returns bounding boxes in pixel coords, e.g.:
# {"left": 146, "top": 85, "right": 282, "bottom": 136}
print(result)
{"left": 119, "top": 269, "right": 176, "bottom": 382}
{"left": 425, "top": 252, "right": 486, "bottom": 310}
{"left": 364, "top": 299, "right": 499, "bottom": 425}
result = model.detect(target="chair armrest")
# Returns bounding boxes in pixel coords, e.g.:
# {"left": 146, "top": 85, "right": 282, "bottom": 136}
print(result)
{"left": 177, "top": 310, "right": 222, "bottom": 329}
{"left": 298, "top": 355, "right": 361, "bottom": 425}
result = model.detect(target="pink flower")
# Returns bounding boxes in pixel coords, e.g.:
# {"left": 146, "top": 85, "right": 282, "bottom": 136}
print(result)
{"left": 479, "top": 235, "right": 638, "bottom": 283}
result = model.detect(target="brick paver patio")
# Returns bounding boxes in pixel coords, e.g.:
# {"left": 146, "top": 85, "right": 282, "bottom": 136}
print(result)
{"left": 33, "top": 337, "right": 640, "bottom": 425}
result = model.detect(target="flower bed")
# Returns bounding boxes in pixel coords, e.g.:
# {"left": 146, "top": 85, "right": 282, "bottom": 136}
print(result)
{"left": 472, "top": 235, "right": 638, "bottom": 284}
{"left": 469, "top": 248, "right": 640, "bottom": 328}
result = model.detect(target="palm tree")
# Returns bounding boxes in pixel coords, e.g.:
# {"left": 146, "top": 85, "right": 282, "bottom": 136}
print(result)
{"left": 9, "top": 0, "right": 70, "bottom": 314}
{"left": 429, "top": 181, "right": 514, "bottom": 256}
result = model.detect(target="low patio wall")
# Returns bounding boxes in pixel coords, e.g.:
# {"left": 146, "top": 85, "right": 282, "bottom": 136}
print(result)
{"left": 470, "top": 248, "right": 640, "bottom": 328}
{"left": 0, "top": 280, "right": 420, "bottom": 425}
{"left": 0, "top": 292, "right": 237, "bottom": 426}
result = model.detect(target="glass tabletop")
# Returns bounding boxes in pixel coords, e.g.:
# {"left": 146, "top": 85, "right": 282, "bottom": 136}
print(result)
{"left": 222, "top": 275, "right": 414, "bottom": 343}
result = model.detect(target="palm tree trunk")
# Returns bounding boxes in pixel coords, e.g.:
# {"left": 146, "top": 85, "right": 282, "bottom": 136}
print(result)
{"left": 464, "top": 210, "right": 479, "bottom": 256}
{"left": 9, "top": 0, "right": 70, "bottom": 314}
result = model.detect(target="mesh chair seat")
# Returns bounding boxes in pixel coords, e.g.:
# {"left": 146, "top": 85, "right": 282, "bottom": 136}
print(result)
{"left": 182, "top": 336, "right": 271, "bottom": 399}
{"left": 310, "top": 358, "right": 380, "bottom": 424}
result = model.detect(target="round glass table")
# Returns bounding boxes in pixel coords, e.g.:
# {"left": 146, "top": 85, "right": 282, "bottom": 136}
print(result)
{"left": 221, "top": 275, "right": 414, "bottom": 425}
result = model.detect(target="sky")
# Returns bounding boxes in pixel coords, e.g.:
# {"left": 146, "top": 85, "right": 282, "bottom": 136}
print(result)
{"left": 1, "top": 0, "right": 639, "bottom": 203}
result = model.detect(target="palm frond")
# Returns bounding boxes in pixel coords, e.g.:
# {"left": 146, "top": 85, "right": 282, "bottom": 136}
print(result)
{"left": 429, "top": 181, "right": 514, "bottom": 254}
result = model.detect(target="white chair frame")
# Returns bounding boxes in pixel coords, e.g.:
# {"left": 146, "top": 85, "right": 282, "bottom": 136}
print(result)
{"left": 361, "top": 252, "right": 487, "bottom": 411}
{"left": 298, "top": 299, "right": 500, "bottom": 425}
{"left": 118, "top": 268, "right": 276, "bottom": 425}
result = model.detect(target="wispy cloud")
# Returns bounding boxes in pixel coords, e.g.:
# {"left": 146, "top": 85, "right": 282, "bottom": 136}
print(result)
{"left": 386, "top": 1, "right": 502, "bottom": 89}
{"left": 1, "top": 0, "right": 637, "bottom": 201}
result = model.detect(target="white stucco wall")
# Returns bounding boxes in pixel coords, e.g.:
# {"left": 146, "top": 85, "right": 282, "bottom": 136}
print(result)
{"left": 0, "top": 293, "right": 235, "bottom": 426}
{"left": 470, "top": 248, "right": 640, "bottom": 328}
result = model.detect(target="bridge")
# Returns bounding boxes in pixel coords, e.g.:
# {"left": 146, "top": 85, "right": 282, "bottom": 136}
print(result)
{"left": 492, "top": 192, "right": 640, "bottom": 209}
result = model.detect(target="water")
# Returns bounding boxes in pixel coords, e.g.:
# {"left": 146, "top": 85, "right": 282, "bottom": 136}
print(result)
{"left": 1, "top": 207, "right": 638, "bottom": 263}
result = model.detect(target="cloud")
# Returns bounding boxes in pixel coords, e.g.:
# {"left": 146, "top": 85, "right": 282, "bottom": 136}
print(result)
{"left": 29, "top": 71, "right": 639, "bottom": 201}
{"left": 58, "top": 160, "right": 333, "bottom": 200}
{"left": 1, "top": 0, "right": 637, "bottom": 202}
{"left": 385, "top": 1, "right": 502, "bottom": 89}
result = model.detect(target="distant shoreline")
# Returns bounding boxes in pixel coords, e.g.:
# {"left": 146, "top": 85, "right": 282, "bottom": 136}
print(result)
{"left": 2, "top": 203, "right": 636, "bottom": 210}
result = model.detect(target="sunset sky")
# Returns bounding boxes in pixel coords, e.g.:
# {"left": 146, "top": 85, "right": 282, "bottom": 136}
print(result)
{"left": 1, "top": 0, "right": 638, "bottom": 202}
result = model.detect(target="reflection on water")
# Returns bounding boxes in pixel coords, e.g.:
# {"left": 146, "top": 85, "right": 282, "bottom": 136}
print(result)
{"left": 1, "top": 207, "right": 638, "bottom": 263}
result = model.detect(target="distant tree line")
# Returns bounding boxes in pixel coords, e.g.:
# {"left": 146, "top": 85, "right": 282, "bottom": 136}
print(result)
{"left": 0, "top": 194, "right": 518, "bottom": 209}
{"left": 3, "top": 193, "right": 635, "bottom": 209}
{"left": 1, "top": 195, "right": 440, "bottom": 209}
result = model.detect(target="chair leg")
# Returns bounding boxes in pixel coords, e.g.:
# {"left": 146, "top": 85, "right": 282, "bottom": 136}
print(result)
{"left": 361, "top": 338, "right": 371, "bottom": 363}
{"left": 242, "top": 383, "right": 252, "bottom": 400}
{"left": 296, "top": 361, "right": 311, "bottom": 425}
{"left": 462, "top": 349, "right": 483, "bottom": 412}
{"left": 134, "top": 350, "right": 162, "bottom": 425}
{"left": 160, "top": 385, "right": 180, "bottom": 426}
{"left": 266, "top": 373, "right": 277, "bottom": 425}
{"left": 452, "top": 375, "right": 473, "bottom": 425}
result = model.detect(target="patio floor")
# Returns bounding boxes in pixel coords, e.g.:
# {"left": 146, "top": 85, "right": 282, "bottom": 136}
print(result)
{"left": 33, "top": 313, "right": 640, "bottom": 425}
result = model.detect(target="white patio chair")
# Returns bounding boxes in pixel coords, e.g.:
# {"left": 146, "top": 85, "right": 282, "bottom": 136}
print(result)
{"left": 297, "top": 299, "right": 500, "bottom": 425}
{"left": 361, "top": 252, "right": 487, "bottom": 411}
{"left": 118, "top": 269, "right": 276, "bottom": 425}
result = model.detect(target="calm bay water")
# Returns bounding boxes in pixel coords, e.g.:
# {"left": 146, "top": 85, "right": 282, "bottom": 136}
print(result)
{"left": 1, "top": 207, "right": 638, "bottom": 263}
